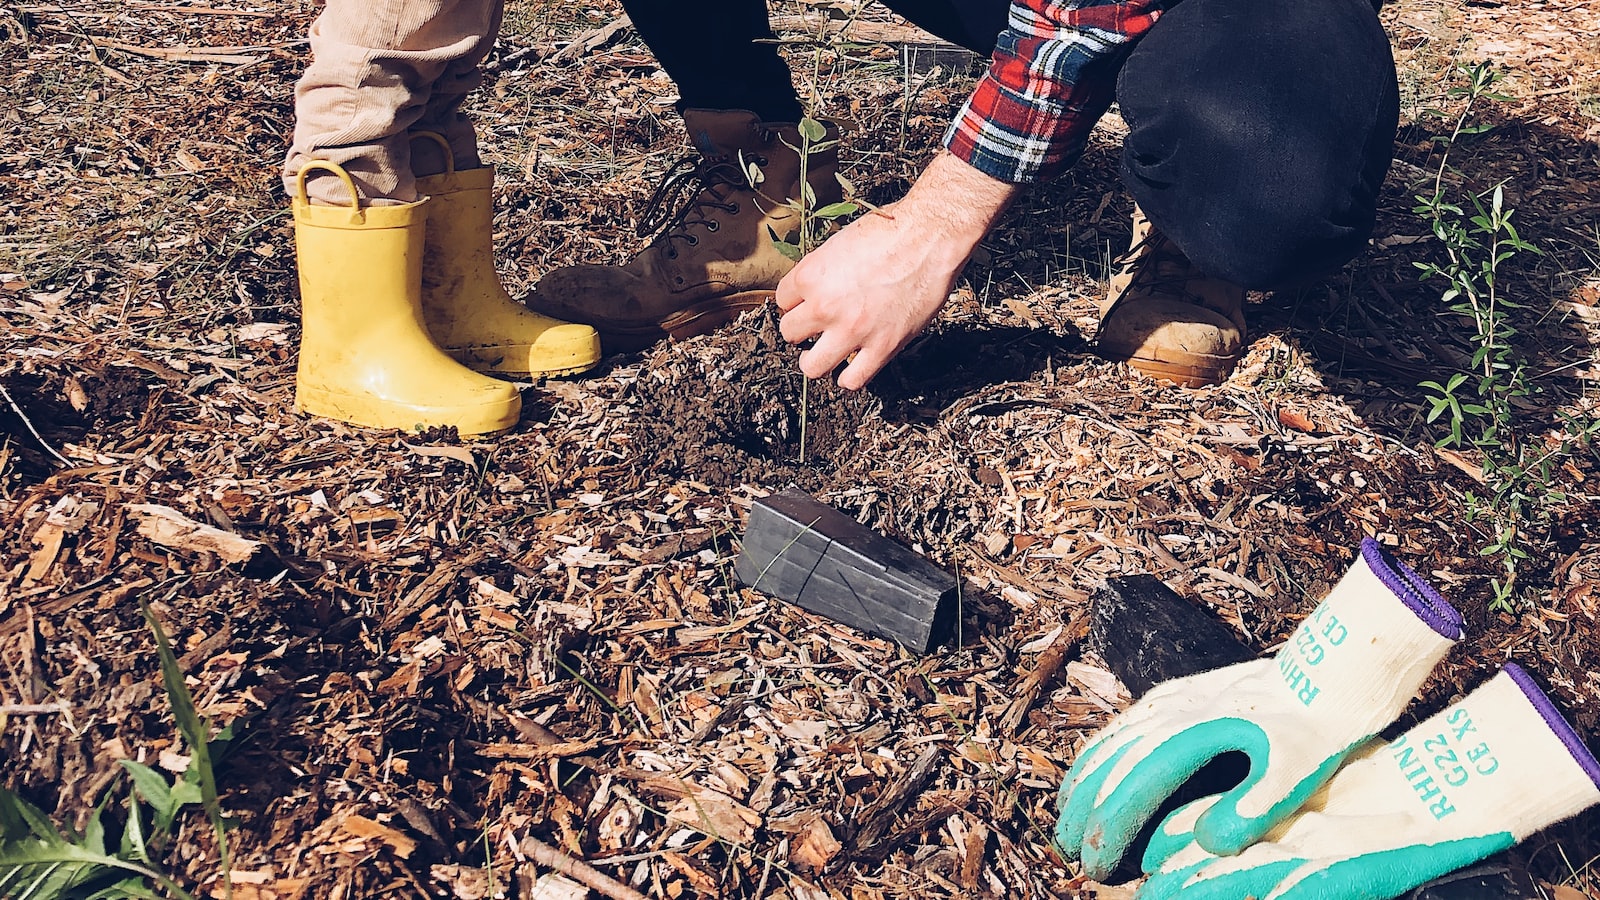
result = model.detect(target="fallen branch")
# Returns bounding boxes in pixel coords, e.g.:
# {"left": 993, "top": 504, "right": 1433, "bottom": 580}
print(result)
{"left": 89, "top": 37, "right": 263, "bottom": 64}
{"left": 83, "top": 35, "right": 304, "bottom": 65}
{"left": 124, "top": 3, "right": 278, "bottom": 16}
{"left": 471, "top": 738, "right": 604, "bottom": 760}
{"left": 0, "top": 703, "right": 69, "bottom": 715}
{"left": 848, "top": 745, "right": 942, "bottom": 860}
{"left": 998, "top": 610, "right": 1091, "bottom": 735}
{"left": 547, "top": 15, "right": 632, "bottom": 65}
{"left": 520, "top": 836, "right": 649, "bottom": 900}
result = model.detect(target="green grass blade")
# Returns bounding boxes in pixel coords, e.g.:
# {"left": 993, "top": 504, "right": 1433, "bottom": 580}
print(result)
{"left": 135, "top": 595, "right": 231, "bottom": 897}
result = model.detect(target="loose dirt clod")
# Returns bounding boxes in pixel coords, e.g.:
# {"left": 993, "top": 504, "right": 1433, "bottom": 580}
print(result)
{"left": 629, "top": 304, "right": 883, "bottom": 488}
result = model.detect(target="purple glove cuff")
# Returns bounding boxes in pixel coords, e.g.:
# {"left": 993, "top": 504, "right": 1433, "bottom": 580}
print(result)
{"left": 1505, "top": 663, "right": 1600, "bottom": 789}
{"left": 1362, "top": 538, "right": 1465, "bottom": 641}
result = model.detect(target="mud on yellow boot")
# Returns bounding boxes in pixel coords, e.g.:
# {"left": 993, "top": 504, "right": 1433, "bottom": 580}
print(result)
{"left": 527, "top": 109, "right": 843, "bottom": 351}
{"left": 1095, "top": 206, "right": 1247, "bottom": 387}
{"left": 291, "top": 161, "right": 520, "bottom": 435}
{"left": 411, "top": 135, "right": 600, "bottom": 378}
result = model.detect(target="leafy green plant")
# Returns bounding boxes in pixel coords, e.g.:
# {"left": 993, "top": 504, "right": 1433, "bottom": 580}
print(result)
{"left": 0, "top": 788, "right": 195, "bottom": 900}
{"left": 745, "top": 115, "right": 861, "bottom": 464}
{"left": 760, "top": 118, "right": 859, "bottom": 262}
{"left": 0, "top": 596, "right": 235, "bottom": 898}
{"left": 1415, "top": 62, "right": 1600, "bottom": 611}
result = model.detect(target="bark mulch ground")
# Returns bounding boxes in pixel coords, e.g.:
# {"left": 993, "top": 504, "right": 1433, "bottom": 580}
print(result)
{"left": 2, "top": 1, "right": 1599, "bottom": 898}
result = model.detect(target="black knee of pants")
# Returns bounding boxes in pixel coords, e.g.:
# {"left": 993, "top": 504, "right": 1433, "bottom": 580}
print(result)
{"left": 621, "top": 0, "right": 1010, "bottom": 121}
{"left": 1117, "top": 0, "right": 1399, "bottom": 289}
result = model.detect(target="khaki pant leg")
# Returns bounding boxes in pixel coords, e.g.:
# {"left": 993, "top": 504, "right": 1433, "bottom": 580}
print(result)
{"left": 410, "top": 0, "right": 504, "bottom": 176}
{"left": 283, "top": 0, "right": 501, "bottom": 203}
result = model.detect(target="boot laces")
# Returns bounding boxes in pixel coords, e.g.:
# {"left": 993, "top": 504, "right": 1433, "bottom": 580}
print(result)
{"left": 1118, "top": 231, "right": 1193, "bottom": 294}
{"left": 1105, "top": 228, "right": 1231, "bottom": 318}
{"left": 636, "top": 152, "right": 761, "bottom": 258}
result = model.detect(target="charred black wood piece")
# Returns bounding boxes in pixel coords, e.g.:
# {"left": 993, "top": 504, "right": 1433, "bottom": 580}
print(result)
{"left": 1088, "top": 574, "right": 1255, "bottom": 699}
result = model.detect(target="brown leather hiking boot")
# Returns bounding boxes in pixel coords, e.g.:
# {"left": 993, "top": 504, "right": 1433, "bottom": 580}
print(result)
{"left": 1095, "top": 207, "right": 1247, "bottom": 387}
{"left": 528, "top": 108, "right": 843, "bottom": 351}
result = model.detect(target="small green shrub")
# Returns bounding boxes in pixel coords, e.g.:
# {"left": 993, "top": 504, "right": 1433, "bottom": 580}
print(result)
{"left": 1415, "top": 63, "right": 1600, "bottom": 611}
{"left": 0, "top": 596, "right": 235, "bottom": 899}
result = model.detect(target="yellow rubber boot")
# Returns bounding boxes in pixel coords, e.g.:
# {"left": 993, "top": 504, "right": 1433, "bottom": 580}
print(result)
{"left": 412, "top": 135, "right": 600, "bottom": 378}
{"left": 291, "top": 161, "right": 521, "bottom": 435}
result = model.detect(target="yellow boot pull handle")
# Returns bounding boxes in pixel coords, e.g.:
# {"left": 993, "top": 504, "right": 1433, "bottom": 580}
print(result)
{"left": 293, "top": 159, "right": 364, "bottom": 222}
{"left": 408, "top": 131, "right": 457, "bottom": 175}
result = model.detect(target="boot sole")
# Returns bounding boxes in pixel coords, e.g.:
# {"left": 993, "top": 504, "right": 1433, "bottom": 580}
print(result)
{"left": 446, "top": 346, "right": 603, "bottom": 380}
{"left": 296, "top": 387, "right": 521, "bottom": 436}
{"left": 1096, "top": 342, "right": 1241, "bottom": 388}
{"left": 596, "top": 291, "right": 773, "bottom": 353}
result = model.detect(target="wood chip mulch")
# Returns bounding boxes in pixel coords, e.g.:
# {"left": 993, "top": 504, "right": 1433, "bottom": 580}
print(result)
{"left": 2, "top": 1, "right": 1598, "bottom": 898}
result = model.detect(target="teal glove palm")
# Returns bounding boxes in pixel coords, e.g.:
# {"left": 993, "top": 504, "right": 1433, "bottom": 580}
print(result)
{"left": 1141, "top": 665, "right": 1600, "bottom": 900}
{"left": 1055, "top": 540, "right": 1464, "bottom": 879}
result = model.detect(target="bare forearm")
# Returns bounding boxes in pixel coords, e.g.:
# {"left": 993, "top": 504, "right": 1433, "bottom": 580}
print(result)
{"left": 893, "top": 150, "right": 1021, "bottom": 265}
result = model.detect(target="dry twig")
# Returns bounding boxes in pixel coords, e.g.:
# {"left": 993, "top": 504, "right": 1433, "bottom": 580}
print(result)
{"left": 519, "top": 836, "right": 649, "bottom": 900}
{"left": 998, "top": 609, "right": 1091, "bottom": 735}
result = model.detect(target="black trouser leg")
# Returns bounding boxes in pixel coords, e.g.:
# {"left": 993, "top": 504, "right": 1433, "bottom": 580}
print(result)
{"left": 618, "top": 0, "right": 803, "bottom": 121}
{"left": 1116, "top": 0, "right": 1399, "bottom": 289}
{"left": 619, "top": 0, "right": 1009, "bottom": 120}
{"left": 874, "top": 0, "right": 1008, "bottom": 54}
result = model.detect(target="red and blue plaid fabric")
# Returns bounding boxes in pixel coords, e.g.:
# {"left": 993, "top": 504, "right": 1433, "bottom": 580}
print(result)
{"left": 945, "top": 0, "right": 1168, "bottom": 183}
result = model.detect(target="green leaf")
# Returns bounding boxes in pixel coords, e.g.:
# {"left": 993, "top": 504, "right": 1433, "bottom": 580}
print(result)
{"left": 82, "top": 799, "right": 111, "bottom": 858}
{"left": 86, "top": 876, "right": 164, "bottom": 899}
{"left": 137, "top": 596, "right": 231, "bottom": 884}
{"left": 121, "top": 798, "right": 150, "bottom": 865}
{"left": 119, "top": 762, "right": 177, "bottom": 830}
{"left": 168, "top": 780, "right": 202, "bottom": 812}
{"left": 1, "top": 790, "right": 63, "bottom": 843}
{"left": 772, "top": 240, "right": 804, "bottom": 262}
{"left": 0, "top": 832, "right": 188, "bottom": 900}
{"left": 798, "top": 117, "right": 826, "bottom": 143}
{"left": 813, "top": 201, "right": 859, "bottom": 218}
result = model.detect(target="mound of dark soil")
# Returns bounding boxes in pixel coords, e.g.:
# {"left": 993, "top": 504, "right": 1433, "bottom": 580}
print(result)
{"left": 628, "top": 304, "right": 883, "bottom": 489}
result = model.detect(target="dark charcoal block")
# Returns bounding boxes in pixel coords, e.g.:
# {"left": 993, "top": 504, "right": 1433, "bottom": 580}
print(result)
{"left": 1089, "top": 574, "right": 1256, "bottom": 699}
{"left": 734, "top": 489, "right": 958, "bottom": 654}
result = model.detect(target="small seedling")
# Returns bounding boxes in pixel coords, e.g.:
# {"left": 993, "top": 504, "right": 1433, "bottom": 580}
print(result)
{"left": 743, "top": 115, "right": 862, "bottom": 464}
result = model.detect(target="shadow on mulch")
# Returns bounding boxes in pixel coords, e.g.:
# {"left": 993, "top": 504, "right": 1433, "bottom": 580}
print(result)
{"left": 0, "top": 362, "right": 165, "bottom": 488}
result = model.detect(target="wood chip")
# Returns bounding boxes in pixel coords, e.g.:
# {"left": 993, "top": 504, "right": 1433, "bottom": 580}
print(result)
{"left": 127, "top": 502, "right": 263, "bottom": 564}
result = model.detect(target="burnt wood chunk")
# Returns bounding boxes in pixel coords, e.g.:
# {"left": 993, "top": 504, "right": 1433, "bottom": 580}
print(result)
{"left": 1088, "top": 573, "right": 1259, "bottom": 884}
{"left": 734, "top": 489, "right": 958, "bottom": 654}
{"left": 1089, "top": 574, "right": 1255, "bottom": 699}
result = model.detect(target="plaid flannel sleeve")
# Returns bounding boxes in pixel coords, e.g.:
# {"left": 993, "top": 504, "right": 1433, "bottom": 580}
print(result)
{"left": 944, "top": 0, "right": 1168, "bottom": 184}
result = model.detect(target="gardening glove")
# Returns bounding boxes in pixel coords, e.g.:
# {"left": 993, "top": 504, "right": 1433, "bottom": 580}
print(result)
{"left": 1055, "top": 538, "right": 1465, "bottom": 879}
{"left": 1140, "top": 664, "right": 1600, "bottom": 900}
